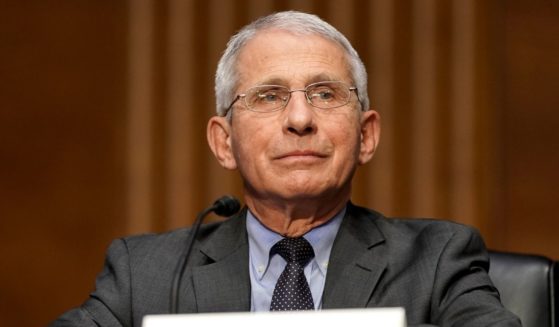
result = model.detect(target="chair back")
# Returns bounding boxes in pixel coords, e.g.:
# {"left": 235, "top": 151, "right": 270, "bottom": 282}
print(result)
{"left": 488, "top": 251, "right": 557, "bottom": 327}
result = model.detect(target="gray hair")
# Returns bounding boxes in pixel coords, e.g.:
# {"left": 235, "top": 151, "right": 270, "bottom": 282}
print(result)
{"left": 214, "top": 11, "right": 370, "bottom": 117}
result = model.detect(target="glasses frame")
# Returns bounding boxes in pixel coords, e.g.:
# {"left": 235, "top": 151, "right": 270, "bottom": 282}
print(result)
{"left": 223, "top": 81, "right": 359, "bottom": 116}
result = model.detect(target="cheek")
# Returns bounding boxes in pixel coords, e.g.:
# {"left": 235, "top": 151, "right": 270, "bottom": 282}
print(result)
{"left": 338, "top": 138, "right": 360, "bottom": 168}
{"left": 231, "top": 137, "right": 250, "bottom": 166}
{"left": 329, "top": 117, "right": 361, "bottom": 151}
{"left": 230, "top": 129, "right": 268, "bottom": 173}
{"left": 330, "top": 127, "right": 363, "bottom": 173}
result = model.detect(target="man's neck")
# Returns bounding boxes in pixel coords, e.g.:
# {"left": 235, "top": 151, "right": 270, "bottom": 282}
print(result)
{"left": 244, "top": 194, "right": 349, "bottom": 237}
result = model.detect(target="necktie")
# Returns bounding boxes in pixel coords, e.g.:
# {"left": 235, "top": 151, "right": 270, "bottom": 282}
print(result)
{"left": 269, "top": 237, "right": 315, "bottom": 311}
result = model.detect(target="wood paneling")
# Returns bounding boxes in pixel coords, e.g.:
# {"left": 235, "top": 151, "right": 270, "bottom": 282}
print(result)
{"left": 127, "top": 0, "right": 155, "bottom": 233}
{"left": 501, "top": 0, "right": 559, "bottom": 257}
{"left": 0, "top": 1, "right": 128, "bottom": 326}
{"left": 1, "top": 0, "right": 558, "bottom": 326}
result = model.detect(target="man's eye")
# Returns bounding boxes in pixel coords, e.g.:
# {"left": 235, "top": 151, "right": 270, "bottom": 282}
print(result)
{"left": 310, "top": 87, "right": 336, "bottom": 101}
{"left": 257, "top": 92, "right": 280, "bottom": 102}
{"left": 317, "top": 90, "right": 335, "bottom": 100}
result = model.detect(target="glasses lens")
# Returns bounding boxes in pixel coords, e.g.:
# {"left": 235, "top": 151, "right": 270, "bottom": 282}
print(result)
{"left": 245, "top": 85, "right": 289, "bottom": 112}
{"left": 306, "top": 82, "right": 351, "bottom": 109}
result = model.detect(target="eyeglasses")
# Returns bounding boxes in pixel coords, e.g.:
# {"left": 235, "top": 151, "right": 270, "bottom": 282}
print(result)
{"left": 224, "top": 81, "right": 358, "bottom": 116}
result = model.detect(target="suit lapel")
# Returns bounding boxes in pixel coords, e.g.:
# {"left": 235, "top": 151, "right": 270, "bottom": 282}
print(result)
{"left": 190, "top": 209, "right": 251, "bottom": 312}
{"left": 322, "top": 204, "right": 387, "bottom": 308}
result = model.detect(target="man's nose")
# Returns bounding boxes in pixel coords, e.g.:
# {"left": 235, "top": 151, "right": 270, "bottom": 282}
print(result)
{"left": 283, "top": 91, "right": 316, "bottom": 136}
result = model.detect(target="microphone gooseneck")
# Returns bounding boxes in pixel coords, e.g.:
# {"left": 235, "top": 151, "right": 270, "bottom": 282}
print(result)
{"left": 170, "top": 195, "right": 241, "bottom": 313}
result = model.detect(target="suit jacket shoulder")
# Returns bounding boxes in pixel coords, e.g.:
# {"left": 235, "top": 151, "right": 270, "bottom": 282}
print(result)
{"left": 51, "top": 209, "right": 250, "bottom": 327}
{"left": 323, "top": 203, "right": 520, "bottom": 326}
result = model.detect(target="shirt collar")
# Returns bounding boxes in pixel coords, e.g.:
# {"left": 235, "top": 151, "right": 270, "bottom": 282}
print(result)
{"left": 246, "top": 206, "right": 346, "bottom": 280}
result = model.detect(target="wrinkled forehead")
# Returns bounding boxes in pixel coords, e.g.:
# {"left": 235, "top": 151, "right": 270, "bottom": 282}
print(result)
{"left": 235, "top": 29, "right": 353, "bottom": 89}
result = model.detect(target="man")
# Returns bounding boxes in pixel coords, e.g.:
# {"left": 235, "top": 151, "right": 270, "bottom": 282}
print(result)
{"left": 52, "top": 11, "right": 521, "bottom": 326}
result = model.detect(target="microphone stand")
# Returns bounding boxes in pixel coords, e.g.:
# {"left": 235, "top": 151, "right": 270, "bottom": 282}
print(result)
{"left": 169, "top": 196, "right": 240, "bottom": 313}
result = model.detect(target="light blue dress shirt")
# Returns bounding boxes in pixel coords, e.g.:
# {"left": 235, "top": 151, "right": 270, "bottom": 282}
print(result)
{"left": 246, "top": 207, "right": 345, "bottom": 311}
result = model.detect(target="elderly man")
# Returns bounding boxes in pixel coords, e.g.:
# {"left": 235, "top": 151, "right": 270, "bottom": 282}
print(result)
{"left": 52, "top": 11, "right": 521, "bottom": 327}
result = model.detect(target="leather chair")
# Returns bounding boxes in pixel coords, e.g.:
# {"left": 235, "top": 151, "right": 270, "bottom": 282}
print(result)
{"left": 488, "top": 251, "right": 558, "bottom": 327}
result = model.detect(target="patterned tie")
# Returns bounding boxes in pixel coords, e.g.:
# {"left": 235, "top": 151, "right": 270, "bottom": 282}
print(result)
{"left": 269, "top": 237, "right": 315, "bottom": 311}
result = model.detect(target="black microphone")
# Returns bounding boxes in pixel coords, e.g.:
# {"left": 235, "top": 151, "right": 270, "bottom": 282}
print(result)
{"left": 212, "top": 195, "right": 242, "bottom": 216}
{"left": 170, "top": 195, "right": 241, "bottom": 313}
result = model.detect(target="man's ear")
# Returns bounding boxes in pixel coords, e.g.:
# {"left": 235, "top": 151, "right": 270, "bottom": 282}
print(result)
{"left": 207, "top": 116, "right": 238, "bottom": 170}
{"left": 358, "top": 110, "right": 381, "bottom": 165}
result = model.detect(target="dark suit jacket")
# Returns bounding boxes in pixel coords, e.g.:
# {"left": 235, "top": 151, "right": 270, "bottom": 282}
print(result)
{"left": 51, "top": 203, "right": 521, "bottom": 326}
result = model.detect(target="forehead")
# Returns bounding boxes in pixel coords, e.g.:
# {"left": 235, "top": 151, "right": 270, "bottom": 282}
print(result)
{"left": 236, "top": 30, "right": 351, "bottom": 89}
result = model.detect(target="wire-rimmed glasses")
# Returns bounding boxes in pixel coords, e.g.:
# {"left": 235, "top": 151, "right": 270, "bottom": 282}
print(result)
{"left": 224, "top": 81, "right": 358, "bottom": 116}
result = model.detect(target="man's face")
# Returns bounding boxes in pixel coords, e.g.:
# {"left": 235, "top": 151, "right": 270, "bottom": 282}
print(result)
{"left": 209, "top": 30, "right": 379, "bottom": 206}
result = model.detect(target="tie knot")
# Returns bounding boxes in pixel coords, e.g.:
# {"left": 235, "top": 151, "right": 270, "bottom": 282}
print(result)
{"left": 271, "top": 237, "right": 314, "bottom": 266}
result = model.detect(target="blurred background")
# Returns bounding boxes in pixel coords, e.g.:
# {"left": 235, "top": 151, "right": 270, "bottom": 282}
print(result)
{"left": 0, "top": 0, "right": 558, "bottom": 325}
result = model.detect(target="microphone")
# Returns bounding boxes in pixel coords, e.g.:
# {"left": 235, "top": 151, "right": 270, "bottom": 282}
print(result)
{"left": 212, "top": 195, "right": 242, "bottom": 216}
{"left": 170, "top": 195, "right": 241, "bottom": 313}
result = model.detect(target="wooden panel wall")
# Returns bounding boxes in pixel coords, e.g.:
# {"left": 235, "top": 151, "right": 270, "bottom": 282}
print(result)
{"left": 500, "top": 0, "right": 559, "bottom": 256}
{"left": 0, "top": 1, "right": 557, "bottom": 326}
{"left": 0, "top": 2, "right": 128, "bottom": 326}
